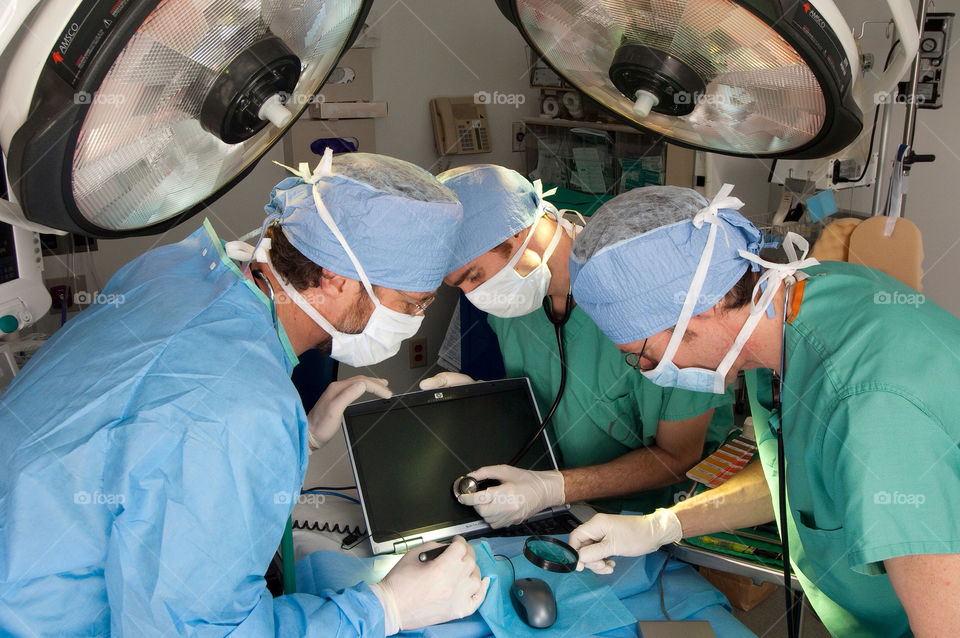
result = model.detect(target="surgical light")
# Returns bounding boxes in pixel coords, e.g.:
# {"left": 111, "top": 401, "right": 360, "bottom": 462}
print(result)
{"left": 0, "top": 0, "right": 372, "bottom": 237}
{"left": 494, "top": 0, "right": 917, "bottom": 160}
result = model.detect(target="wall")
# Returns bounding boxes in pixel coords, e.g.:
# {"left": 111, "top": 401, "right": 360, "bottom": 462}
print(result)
{"left": 831, "top": 0, "right": 960, "bottom": 318}
{"left": 367, "top": 0, "right": 538, "bottom": 174}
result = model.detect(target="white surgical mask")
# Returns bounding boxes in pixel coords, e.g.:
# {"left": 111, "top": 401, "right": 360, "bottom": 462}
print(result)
{"left": 465, "top": 212, "right": 569, "bottom": 318}
{"left": 642, "top": 184, "right": 819, "bottom": 394}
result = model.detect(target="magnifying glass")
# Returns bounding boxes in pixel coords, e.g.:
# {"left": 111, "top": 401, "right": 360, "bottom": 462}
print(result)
{"left": 523, "top": 535, "right": 579, "bottom": 573}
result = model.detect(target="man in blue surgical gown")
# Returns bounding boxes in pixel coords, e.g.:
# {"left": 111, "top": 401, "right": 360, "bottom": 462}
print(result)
{"left": 0, "top": 150, "right": 488, "bottom": 636}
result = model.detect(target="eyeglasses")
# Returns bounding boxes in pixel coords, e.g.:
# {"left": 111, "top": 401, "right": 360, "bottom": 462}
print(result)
{"left": 624, "top": 339, "right": 650, "bottom": 371}
{"left": 396, "top": 290, "right": 435, "bottom": 316}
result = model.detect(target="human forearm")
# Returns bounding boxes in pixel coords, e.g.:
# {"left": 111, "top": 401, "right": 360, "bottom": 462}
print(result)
{"left": 561, "top": 445, "right": 691, "bottom": 503}
{"left": 671, "top": 460, "right": 774, "bottom": 538}
{"left": 562, "top": 413, "right": 713, "bottom": 503}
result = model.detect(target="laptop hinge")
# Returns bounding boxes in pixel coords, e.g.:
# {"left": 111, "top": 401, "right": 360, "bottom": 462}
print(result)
{"left": 393, "top": 537, "right": 424, "bottom": 553}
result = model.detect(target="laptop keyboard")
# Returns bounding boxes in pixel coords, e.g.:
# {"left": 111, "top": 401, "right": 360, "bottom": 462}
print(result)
{"left": 465, "top": 511, "right": 581, "bottom": 539}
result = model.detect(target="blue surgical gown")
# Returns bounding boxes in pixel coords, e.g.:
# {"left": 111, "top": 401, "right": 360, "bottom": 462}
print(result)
{"left": 0, "top": 221, "right": 385, "bottom": 636}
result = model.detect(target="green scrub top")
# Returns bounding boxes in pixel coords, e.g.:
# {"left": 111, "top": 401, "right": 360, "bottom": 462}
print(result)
{"left": 747, "top": 261, "right": 960, "bottom": 638}
{"left": 488, "top": 305, "right": 733, "bottom": 514}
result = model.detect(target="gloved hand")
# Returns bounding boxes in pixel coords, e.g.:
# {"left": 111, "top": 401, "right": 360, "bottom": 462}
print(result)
{"left": 567, "top": 509, "right": 683, "bottom": 574}
{"left": 457, "top": 465, "right": 565, "bottom": 529}
{"left": 369, "top": 536, "right": 490, "bottom": 635}
{"left": 307, "top": 376, "right": 392, "bottom": 451}
{"left": 419, "top": 371, "right": 478, "bottom": 390}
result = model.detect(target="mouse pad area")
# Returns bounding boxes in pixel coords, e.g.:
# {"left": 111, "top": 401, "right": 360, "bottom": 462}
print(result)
{"left": 475, "top": 539, "right": 634, "bottom": 638}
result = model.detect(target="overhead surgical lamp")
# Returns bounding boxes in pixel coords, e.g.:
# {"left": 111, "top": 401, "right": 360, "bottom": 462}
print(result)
{"left": 494, "top": 0, "right": 919, "bottom": 160}
{"left": 0, "top": 0, "right": 372, "bottom": 237}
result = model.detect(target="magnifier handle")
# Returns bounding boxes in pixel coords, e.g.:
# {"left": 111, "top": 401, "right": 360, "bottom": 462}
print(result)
{"left": 418, "top": 543, "right": 451, "bottom": 562}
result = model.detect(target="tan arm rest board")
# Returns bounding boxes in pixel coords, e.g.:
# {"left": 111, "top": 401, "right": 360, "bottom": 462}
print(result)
{"left": 847, "top": 216, "right": 924, "bottom": 291}
{"left": 810, "top": 217, "right": 863, "bottom": 262}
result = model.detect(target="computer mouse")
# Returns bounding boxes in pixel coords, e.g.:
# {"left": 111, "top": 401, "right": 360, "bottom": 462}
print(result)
{"left": 509, "top": 577, "right": 557, "bottom": 629}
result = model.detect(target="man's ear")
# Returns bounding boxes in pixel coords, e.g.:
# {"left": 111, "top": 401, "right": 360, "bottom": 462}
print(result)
{"left": 316, "top": 272, "right": 352, "bottom": 300}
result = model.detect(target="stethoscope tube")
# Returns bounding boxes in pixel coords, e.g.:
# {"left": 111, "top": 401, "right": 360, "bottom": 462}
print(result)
{"left": 774, "top": 281, "right": 802, "bottom": 638}
{"left": 507, "top": 292, "right": 572, "bottom": 466}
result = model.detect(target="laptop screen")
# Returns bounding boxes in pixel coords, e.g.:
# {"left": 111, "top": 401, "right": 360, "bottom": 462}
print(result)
{"left": 342, "top": 378, "right": 558, "bottom": 550}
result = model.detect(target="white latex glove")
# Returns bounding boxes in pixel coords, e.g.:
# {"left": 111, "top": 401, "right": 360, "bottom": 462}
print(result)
{"left": 567, "top": 509, "right": 683, "bottom": 575}
{"left": 457, "top": 465, "right": 565, "bottom": 529}
{"left": 369, "top": 536, "right": 490, "bottom": 635}
{"left": 418, "top": 371, "right": 478, "bottom": 390}
{"left": 307, "top": 376, "right": 392, "bottom": 451}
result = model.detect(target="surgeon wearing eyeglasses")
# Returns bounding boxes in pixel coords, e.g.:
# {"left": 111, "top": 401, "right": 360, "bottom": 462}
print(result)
{"left": 564, "top": 185, "right": 960, "bottom": 637}
{"left": 419, "top": 165, "right": 734, "bottom": 529}
{"left": 0, "top": 151, "right": 488, "bottom": 636}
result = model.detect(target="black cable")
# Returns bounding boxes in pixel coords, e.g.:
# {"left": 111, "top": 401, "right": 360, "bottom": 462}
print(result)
{"left": 843, "top": 40, "right": 902, "bottom": 184}
{"left": 493, "top": 554, "right": 516, "bottom": 584}
{"left": 303, "top": 485, "right": 357, "bottom": 492}
{"left": 772, "top": 280, "right": 802, "bottom": 638}
{"left": 658, "top": 550, "right": 672, "bottom": 621}
{"left": 507, "top": 292, "right": 572, "bottom": 466}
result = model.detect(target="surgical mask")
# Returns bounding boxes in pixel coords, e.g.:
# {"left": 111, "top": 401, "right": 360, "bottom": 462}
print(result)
{"left": 642, "top": 185, "right": 819, "bottom": 394}
{"left": 228, "top": 152, "right": 424, "bottom": 368}
{"left": 465, "top": 212, "right": 569, "bottom": 318}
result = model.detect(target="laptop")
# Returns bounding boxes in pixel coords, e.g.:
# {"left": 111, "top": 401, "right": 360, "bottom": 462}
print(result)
{"left": 342, "top": 378, "right": 595, "bottom": 555}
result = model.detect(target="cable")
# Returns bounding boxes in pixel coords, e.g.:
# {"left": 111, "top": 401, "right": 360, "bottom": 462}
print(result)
{"left": 507, "top": 292, "right": 572, "bottom": 466}
{"left": 658, "top": 551, "right": 672, "bottom": 621}
{"left": 303, "top": 485, "right": 357, "bottom": 492}
{"left": 493, "top": 554, "right": 516, "bottom": 584}
{"left": 842, "top": 40, "right": 902, "bottom": 185}
{"left": 775, "top": 284, "right": 802, "bottom": 638}
{"left": 301, "top": 490, "right": 360, "bottom": 504}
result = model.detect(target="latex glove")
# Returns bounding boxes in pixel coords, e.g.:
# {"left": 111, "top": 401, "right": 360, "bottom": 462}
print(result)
{"left": 567, "top": 509, "right": 682, "bottom": 575}
{"left": 457, "top": 465, "right": 565, "bottom": 529}
{"left": 369, "top": 536, "right": 490, "bottom": 635}
{"left": 307, "top": 376, "right": 392, "bottom": 451}
{"left": 419, "top": 371, "right": 478, "bottom": 390}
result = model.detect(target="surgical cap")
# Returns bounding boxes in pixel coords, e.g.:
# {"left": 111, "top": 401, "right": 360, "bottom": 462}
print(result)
{"left": 569, "top": 185, "right": 762, "bottom": 344}
{"left": 265, "top": 153, "right": 462, "bottom": 293}
{"left": 438, "top": 165, "right": 543, "bottom": 271}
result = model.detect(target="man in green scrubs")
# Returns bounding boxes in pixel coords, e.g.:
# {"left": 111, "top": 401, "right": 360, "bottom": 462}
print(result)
{"left": 420, "top": 165, "right": 733, "bottom": 527}
{"left": 565, "top": 185, "right": 960, "bottom": 636}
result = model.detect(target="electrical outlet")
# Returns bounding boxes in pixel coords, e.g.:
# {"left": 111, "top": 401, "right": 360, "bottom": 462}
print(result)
{"left": 408, "top": 337, "right": 427, "bottom": 368}
{"left": 512, "top": 122, "right": 526, "bottom": 152}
